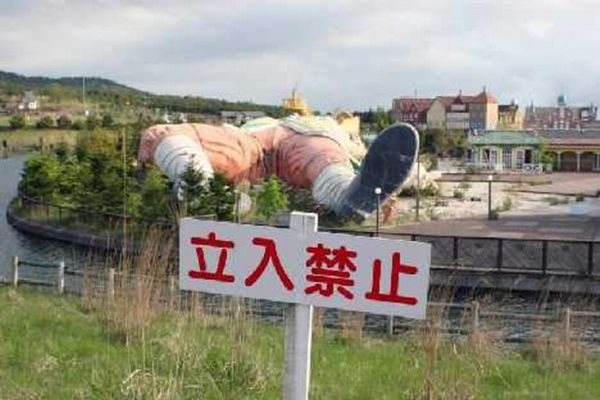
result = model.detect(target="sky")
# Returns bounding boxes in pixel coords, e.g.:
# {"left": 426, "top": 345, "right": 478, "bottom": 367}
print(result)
{"left": 1, "top": 0, "right": 600, "bottom": 112}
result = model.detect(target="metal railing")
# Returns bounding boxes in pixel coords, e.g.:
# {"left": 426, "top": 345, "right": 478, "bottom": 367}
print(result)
{"left": 3, "top": 254, "right": 600, "bottom": 343}
{"left": 322, "top": 228, "right": 600, "bottom": 278}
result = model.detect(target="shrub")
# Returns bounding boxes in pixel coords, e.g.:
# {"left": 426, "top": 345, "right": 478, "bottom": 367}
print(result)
{"left": 36, "top": 115, "right": 55, "bottom": 129}
{"left": 57, "top": 115, "right": 73, "bottom": 129}
{"left": 255, "top": 176, "right": 288, "bottom": 224}
{"left": 72, "top": 120, "right": 85, "bottom": 130}
{"left": 575, "top": 194, "right": 585, "bottom": 202}
{"left": 9, "top": 114, "right": 26, "bottom": 129}
{"left": 499, "top": 196, "right": 513, "bottom": 212}
{"left": 420, "top": 182, "right": 440, "bottom": 197}
{"left": 101, "top": 114, "right": 114, "bottom": 128}
{"left": 85, "top": 115, "right": 100, "bottom": 130}
{"left": 453, "top": 189, "right": 465, "bottom": 200}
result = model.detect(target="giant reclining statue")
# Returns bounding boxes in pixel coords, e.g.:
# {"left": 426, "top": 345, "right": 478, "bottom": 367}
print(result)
{"left": 138, "top": 115, "right": 419, "bottom": 219}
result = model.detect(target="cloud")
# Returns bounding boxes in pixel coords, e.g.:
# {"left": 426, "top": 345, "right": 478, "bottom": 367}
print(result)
{"left": 1, "top": 0, "right": 600, "bottom": 111}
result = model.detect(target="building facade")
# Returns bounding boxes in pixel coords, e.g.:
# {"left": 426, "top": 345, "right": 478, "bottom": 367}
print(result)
{"left": 469, "top": 131, "right": 540, "bottom": 171}
{"left": 391, "top": 97, "right": 433, "bottom": 130}
{"left": 497, "top": 101, "right": 524, "bottom": 129}
{"left": 469, "top": 130, "right": 600, "bottom": 172}
{"left": 396, "top": 89, "right": 498, "bottom": 131}
{"left": 524, "top": 95, "right": 597, "bottom": 130}
{"left": 425, "top": 97, "right": 448, "bottom": 129}
{"left": 18, "top": 91, "right": 38, "bottom": 111}
{"left": 469, "top": 90, "right": 498, "bottom": 131}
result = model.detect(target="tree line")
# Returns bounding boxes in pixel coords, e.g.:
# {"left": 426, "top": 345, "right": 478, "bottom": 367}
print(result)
{"left": 18, "top": 127, "right": 292, "bottom": 226}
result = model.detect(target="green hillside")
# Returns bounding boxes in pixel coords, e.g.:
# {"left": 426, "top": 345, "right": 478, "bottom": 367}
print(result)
{"left": 0, "top": 70, "right": 283, "bottom": 117}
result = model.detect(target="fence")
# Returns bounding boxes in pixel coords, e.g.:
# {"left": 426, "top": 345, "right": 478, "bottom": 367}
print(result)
{"left": 13, "top": 195, "right": 600, "bottom": 278}
{"left": 323, "top": 228, "right": 600, "bottom": 278}
{"left": 4, "top": 255, "right": 600, "bottom": 343}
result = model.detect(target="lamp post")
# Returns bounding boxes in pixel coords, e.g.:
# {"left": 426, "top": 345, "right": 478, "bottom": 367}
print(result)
{"left": 374, "top": 187, "right": 382, "bottom": 237}
{"left": 415, "top": 152, "right": 420, "bottom": 221}
{"left": 487, "top": 174, "right": 493, "bottom": 220}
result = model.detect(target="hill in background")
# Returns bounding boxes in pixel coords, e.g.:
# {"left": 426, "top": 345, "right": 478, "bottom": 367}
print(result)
{"left": 0, "top": 70, "right": 283, "bottom": 117}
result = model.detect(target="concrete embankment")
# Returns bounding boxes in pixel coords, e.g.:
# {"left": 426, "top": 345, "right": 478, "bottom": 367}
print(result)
{"left": 6, "top": 206, "right": 143, "bottom": 253}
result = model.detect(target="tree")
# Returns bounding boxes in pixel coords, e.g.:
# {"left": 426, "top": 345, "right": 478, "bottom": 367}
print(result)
{"left": 18, "top": 153, "right": 62, "bottom": 201}
{"left": 101, "top": 114, "right": 114, "bottom": 128}
{"left": 36, "top": 115, "right": 55, "bottom": 129}
{"left": 139, "top": 167, "right": 171, "bottom": 220}
{"left": 85, "top": 115, "right": 100, "bottom": 130}
{"left": 57, "top": 115, "right": 73, "bottom": 129}
{"left": 179, "top": 164, "right": 213, "bottom": 216}
{"left": 9, "top": 114, "right": 26, "bottom": 129}
{"left": 374, "top": 108, "right": 392, "bottom": 132}
{"left": 255, "top": 176, "right": 288, "bottom": 224}
{"left": 209, "top": 173, "right": 234, "bottom": 221}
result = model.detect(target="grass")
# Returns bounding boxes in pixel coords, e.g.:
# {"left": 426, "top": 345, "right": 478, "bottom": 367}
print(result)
{"left": 0, "top": 128, "right": 79, "bottom": 151}
{"left": 1, "top": 287, "right": 600, "bottom": 399}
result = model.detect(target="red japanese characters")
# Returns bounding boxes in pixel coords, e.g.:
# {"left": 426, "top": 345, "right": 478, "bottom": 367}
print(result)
{"left": 188, "top": 232, "right": 418, "bottom": 306}
{"left": 305, "top": 243, "right": 356, "bottom": 299}
{"left": 188, "top": 232, "right": 235, "bottom": 282}
{"left": 245, "top": 237, "right": 295, "bottom": 290}
{"left": 365, "top": 252, "right": 418, "bottom": 305}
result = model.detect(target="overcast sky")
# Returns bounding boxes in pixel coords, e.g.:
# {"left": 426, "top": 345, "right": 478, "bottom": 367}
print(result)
{"left": 1, "top": 0, "right": 599, "bottom": 111}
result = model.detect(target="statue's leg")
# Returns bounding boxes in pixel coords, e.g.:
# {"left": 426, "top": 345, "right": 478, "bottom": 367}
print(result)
{"left": 339, "top": 123, "right": 419, "bottom": 217}
{"left": 139, "top": 123, "right": 265, "bottom": 184}
{"left": 274, "top": 123, "right": 418, "bottom": 218}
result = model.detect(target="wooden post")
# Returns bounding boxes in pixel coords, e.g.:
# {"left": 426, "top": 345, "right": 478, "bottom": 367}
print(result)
{"left": 588, "top": 242, "right": 594, "bottom": 277}
{"left": 471, "top": 301, "right": 480, "bottom": 334}
{"left": 56, "top": 261, "right": 65, "bottom": 294}
{"left": 11, "top": 256, "right": 19, "bottom": 287}
{"left": 496, "top": 239, "right": 503, "bottom": 271}
{"left": 168, "top": 275, "right": 178, "bottom": 309}
{"left": 387, "top": 315, "right": 395, "bottom": 337}
{"left": 107, "top": 268, "right": 115, "bottom": 301}
{"left": 564, "top": 307, "right": 571, "bottom": 341}
{"left": 542, "top": 241, "right": 548, "bottom": 275}
{"left": 283, "top": 211, "right": 317, "bottom": 400}
{"left": 453, "top": 237, "right": 459, "bottom": 264}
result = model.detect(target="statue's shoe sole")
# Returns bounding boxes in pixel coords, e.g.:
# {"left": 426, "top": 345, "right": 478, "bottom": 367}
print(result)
{"left": 339, "top": 123, "right": 419, "bottom": 217}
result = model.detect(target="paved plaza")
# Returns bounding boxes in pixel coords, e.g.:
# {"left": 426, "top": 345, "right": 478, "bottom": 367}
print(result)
{"left": 388, "top": 214, "right": 600, "bottom": 241}
{"left": 515, "top": 173, "right": 600, "bottom": 197}
{"left": 388, "top": 172, "right": 600, "bottom": 241}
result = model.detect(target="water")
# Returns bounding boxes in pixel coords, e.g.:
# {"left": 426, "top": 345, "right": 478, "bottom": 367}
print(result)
{"left": 0, "top": 154, "right": 94, "bottom": 281}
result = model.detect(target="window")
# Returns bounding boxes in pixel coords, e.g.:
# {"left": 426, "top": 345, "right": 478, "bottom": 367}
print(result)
{"left": 516, "top": 150, "right": 524, "bottom": 169}
{"left": 490, "top": 149, "right": 498, "bottom": 165}
{"left": 502, "top": 148, "right": 512, "bottom": 169}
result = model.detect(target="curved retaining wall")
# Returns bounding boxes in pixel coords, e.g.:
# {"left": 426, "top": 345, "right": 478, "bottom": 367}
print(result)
{"left": 7, "top": 206, "right": 136, "bottom": 253}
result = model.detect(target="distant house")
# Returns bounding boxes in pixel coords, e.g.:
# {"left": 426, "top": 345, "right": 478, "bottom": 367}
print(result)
{"left": 390, "top": 97, "right": 433, "bottom": 129}
{"left": 524, "top": 95, "right": 597, "bottom": 130}
{"left": 395, "top": 88, "right": 499, "bottom": 132}
{"left": 469, "top": 130, "right": 540, "bottom": 171}
{"left": 497, "top": 101, "right": 524, "bottom": 130}
{"left": 469, "top": 129, "right": 600, "bottom": 172}
{"left": 18, "top": 91, "right": 38, "bottom": 111}
{"left": 220, "top": 111, "right": 266, "bottom": 125}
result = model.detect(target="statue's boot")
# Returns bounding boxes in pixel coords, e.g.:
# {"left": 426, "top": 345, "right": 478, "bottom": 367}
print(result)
{"left": 338, "top": 123, "right": 419, "bottom": 219}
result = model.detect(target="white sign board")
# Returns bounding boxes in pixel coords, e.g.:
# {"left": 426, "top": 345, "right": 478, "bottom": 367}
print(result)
{"left": 180, "top": 218, "right": 431, "bottom": 319}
